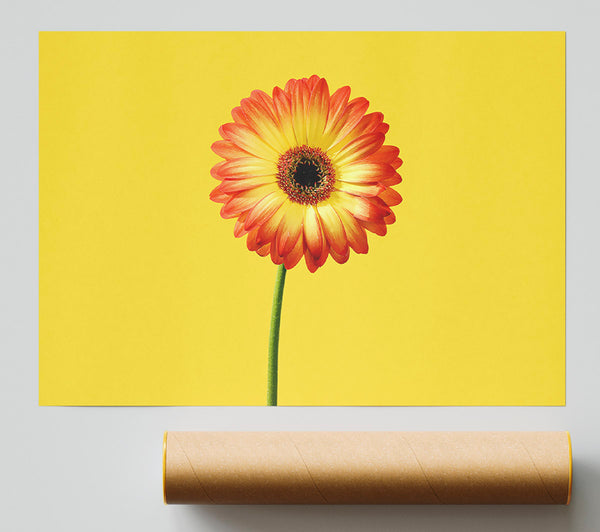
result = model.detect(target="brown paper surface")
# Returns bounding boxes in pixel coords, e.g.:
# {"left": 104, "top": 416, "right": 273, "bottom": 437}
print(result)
{"left": 163, "top": 431, "right": 571, "bottom": 505}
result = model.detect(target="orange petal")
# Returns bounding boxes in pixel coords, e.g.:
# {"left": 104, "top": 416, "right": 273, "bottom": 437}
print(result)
{"left": 384, "top": 210, "right": 396, "bottom": 225}
{"left": 244, "top": 192, "right": 285, "bottom": 231}
{"left": 284, "top": 78, "right": 297, "bottom": 93}
{"left": 219, "top": 122, "right": 278, "bottom": 161}
{"left": 276, "top": 202, "right": 305, "bottom": 255}
{"left": 303, "top": 239, "right": 329, "bottom": 271}
{"left": 246, "top": 227, "right": 261, "bottom": 251}
{"left": 267, "top": 228, "right": 285, "bottom": 265}
{"left": 391, "top": 157, "right": 403, "bottom": 170}
{"left": 360, "top": 219, "right": 387, "bottom": 236}
{"left": 378, "top": 186, "right": 403, "bottom": 206}
{"left": 307, "top": 77, "right": 330, "bottom": 147}
{"left": 324, "top": 97, "right": 369, "bottom": 149}
{"left": 257, "top": 243, "right": 271, "bottom": 257}
{"left": 209, "top": 185, "right": 229, "bottom": 203}
{"left": 270, "top": 245, "right": 284, "bottom": 265}
{"left": 364, "top": 145, "right": 400, "bottom": 164}
{"left": 303, "top": 205, "right": 324, "bottom": 259}
{"left": 256, "top": 201, "right": 288, "bottom": 245}
{"left": 272, "top": 87, "right": 297, "bottom": 147}
{"left": 316, "top": 203, "right": 348, "bottom": 255}
{"left": 240, "top": 96, "right": 288, "bottom": 152}
{"left": 304, "top": 248, "right": 318, "bottom": 273}
{"left": 325, "top": 86, "right": 351, "bottom": 135}
{"left": 220, "top": 184, "right": 278, "bottom": 219}
{"left": 314, "top": 240, "right": 329, "bottom": 268}
{"left": 336, "top": 181, "right": 385, "bottom": 198}
{"left": 382, "top": 172, "right": 402, "bottom": 186}
{"left": 234, "top": 212, "right": 249, "bottom": 237}
{"left": 329, "top": 202, "right": 369, "bottom": 254}
{"left": 338, "top": 162, "right": 396, "bottom": 184}
{"left": 331, "top": 191, "right": 391, "bottom": 222}
{"left": 333, "top": 132, "right": 385, "bottom": 166}
{"left": 283, "top": 233, "right": 304, "bottom": 269}
{"left": 231, "top": 106, "right": 247, "bottom": 125}
{"left": 218, "top": 176, "right": 275, "bottom": 195}
{"left": 290, "top": 78, "right": 310, "bottom": 145}
{"left": 306, "top": 75, "right": 321, "bottom": 90}
{"left": 330, "top": 246, "right": 350, "bottom": 264}
{"left": 376, "top": 122, "right": 389, "bottom": 135}
{"left": 250, "top": 89, "right": 278, "bottom": 121}
{"left": 211, "top": 140, "right": 251, "bottom": 159}
{"left": 210, "top": 161, "right": 226, "bottom": 180}
{"left": 328, "top": 112, "right": 383, "bottom": 154}
{"left": 216, "top": 157, "right": 275, "bottom": 180}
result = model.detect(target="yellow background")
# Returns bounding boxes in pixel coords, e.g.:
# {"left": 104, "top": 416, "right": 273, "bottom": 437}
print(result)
{"left": 39, "top": 32, "right": 565, "bottom": 405}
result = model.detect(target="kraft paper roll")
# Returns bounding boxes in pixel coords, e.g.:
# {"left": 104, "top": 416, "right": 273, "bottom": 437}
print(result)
{"left": 163, "top": 431, "right": 572, "bottom": 505}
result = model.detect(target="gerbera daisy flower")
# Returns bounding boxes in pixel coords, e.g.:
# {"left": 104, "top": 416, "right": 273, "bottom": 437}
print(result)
{"left": 209, "top": 75, "right": 403, "bottom": 273}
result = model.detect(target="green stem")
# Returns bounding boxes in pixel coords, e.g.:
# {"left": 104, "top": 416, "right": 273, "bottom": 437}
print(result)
{"left": 267, "top": 264, "right": 287, "bottom": 406}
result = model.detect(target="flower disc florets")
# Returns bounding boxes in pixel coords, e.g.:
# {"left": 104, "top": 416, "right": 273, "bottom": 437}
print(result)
{"left": 277, "top": 146, "right": 335, "bottom": 205}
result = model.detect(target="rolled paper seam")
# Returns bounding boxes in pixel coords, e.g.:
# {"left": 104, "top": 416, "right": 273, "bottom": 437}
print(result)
{"left": 163, "top": 431, "right": 572, "bottom": 505}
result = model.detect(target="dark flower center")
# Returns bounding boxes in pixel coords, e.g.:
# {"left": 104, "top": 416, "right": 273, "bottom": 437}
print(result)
{"left": 277, "top": 146, "right": 335, "bottom": 205}
{"left": 293, "top": 161, "right": 321, "bottom": 188}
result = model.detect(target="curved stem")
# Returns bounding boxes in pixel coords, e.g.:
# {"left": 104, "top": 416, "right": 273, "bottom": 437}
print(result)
{"left": 267, "top": 264, "right": 287, "bottom": 406}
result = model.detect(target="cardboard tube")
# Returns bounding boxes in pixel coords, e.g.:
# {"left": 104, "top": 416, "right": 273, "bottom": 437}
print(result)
{"left": 163, "top": 431, "right": 572, "bottom": 505}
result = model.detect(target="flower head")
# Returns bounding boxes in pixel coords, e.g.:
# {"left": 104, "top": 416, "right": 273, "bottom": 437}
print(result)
{"left": 210, "top": 75, "right": 403, "bottom": 272}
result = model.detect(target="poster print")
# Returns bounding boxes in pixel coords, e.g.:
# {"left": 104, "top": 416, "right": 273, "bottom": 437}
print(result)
{"left": 39, "top": 32, "right": 565, "bottom": 405}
